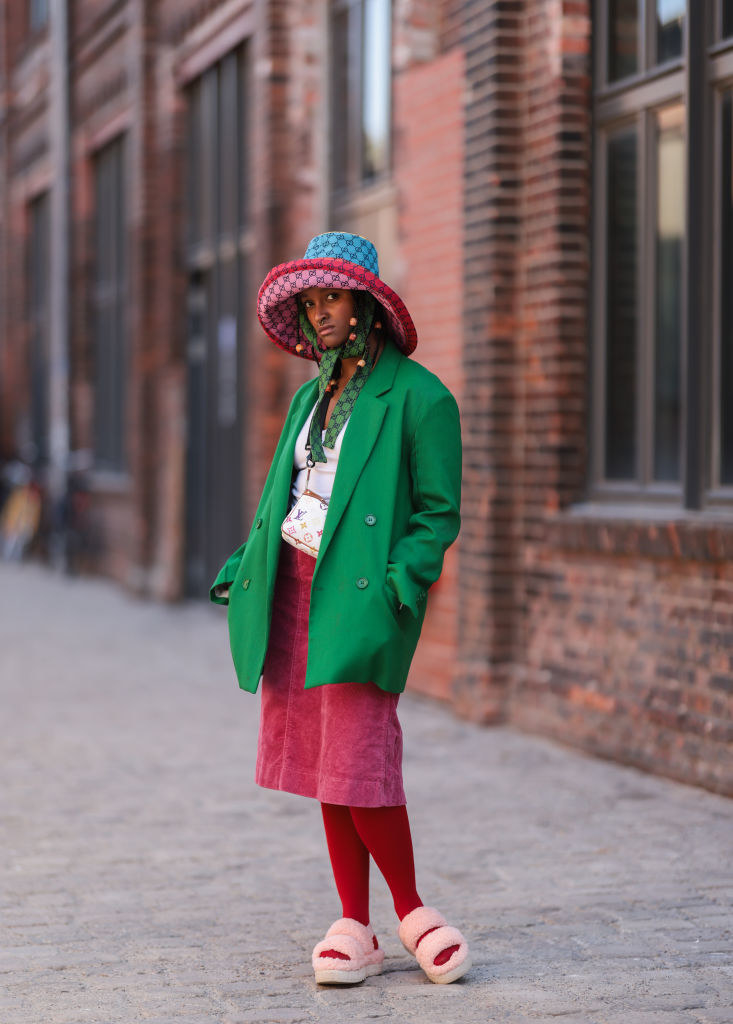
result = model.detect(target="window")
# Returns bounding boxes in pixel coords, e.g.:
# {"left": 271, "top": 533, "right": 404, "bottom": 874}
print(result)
{"left": 716, "top": 86, "right": 733, "bottom": 487}
{"left": 29, "top": 0, "right": 49, "bottom": 33}
{"left": 330, "top": 0, "right": 392, "bottom": 194}
{"left": 607, "top": 0, "right": 684, "bottom": 81}
{"left": 723, "top": 1, "right": 733, "bottom": 38}
{"left": 657, "top": 0, "right": 684, "bottom": 63}
{"left": 592, "top": 2, "right": 733, "bottom": 507}
{"left": 92, "top": 137, "right": 127, "bottom": 472}
{"left": 608, "top": 1, "right": 639, "bottom": 81}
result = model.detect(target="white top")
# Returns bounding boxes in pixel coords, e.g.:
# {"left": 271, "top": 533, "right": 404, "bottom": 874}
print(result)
{"left": 291, "top": 403, "right": 350, "bottom": 504}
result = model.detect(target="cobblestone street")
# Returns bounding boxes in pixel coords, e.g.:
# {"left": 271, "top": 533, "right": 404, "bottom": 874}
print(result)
{"left": 1, "top": 562, "right": 732, "bottom": 1024}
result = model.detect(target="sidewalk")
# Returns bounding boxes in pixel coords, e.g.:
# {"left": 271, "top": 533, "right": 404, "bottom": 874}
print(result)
{"left": 1, "top": 561, "right": 732, "bottom": 1024}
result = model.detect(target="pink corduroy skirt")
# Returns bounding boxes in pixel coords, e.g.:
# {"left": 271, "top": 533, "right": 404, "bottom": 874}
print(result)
{"left": 255, "top": 540, "right": 406, "bottom": 807}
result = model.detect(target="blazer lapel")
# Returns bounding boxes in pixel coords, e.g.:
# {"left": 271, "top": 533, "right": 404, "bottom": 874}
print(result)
{"left": 315, "top": 341, "right": 401, "bottom": 569}
{"left": 266, "top": 380, "right": 318, "bottom": 578}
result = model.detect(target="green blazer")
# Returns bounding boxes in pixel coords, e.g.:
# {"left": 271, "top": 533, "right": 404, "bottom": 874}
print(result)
{"left": 210, "top": 339, "right": 461, "bottom": 694}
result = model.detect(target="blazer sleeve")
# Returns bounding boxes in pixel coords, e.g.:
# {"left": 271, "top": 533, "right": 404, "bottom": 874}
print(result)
{"left": 386, "top": 390, "right": 462, "bottom": 616}
{"left": 209, "top": 542, "right": 246, "bottom": 605}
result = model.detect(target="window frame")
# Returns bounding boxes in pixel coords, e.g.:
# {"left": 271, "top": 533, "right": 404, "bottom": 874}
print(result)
{"left": 601, "top": 1, "right": 686, "bottom": 89}
{"left": 716, "top": 0, "right": 733, "bottom": 41}
{"left": 591, "top": 1, "right": 733, "bottom": 510}
{"left": 709, "top": 63, "right": 733, "bottom": 496}
{"left": 329, "top": 0, "right": 393, "bottom": 201}
{"left": 591, "top": 57, "right": 686, "bottom": 502}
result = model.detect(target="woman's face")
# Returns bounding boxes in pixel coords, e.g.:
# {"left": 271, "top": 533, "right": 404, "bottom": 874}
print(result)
{"left": 299, "top": 288, "right": 356, "bottom": 350}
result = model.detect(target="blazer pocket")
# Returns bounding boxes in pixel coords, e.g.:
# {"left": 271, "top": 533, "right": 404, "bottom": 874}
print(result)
{"left": 383, "top": 580, "right": 404, "bottom": 623}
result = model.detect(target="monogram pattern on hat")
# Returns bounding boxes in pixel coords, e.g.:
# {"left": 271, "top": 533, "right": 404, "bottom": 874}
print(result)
{"left": 257, "top": 254, "right": 417, "bottom": 361}
{"left": 303, "top": 233, "right": 379, "bottom": 276}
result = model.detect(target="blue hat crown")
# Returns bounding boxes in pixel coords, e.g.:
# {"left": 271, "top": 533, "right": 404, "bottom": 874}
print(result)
{"left": 303, "top": 232, "right": 379, "bottom": 277}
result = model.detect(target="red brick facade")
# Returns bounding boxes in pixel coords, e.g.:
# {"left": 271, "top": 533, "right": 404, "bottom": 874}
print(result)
{"left": 1, "top": 0, "right": 731, "bottom": 796}
{"left": 394, "top": 47, "right": 464, "bottom": 701}
{"left": 521, "top": 518, "right": 733, "bottom": 795}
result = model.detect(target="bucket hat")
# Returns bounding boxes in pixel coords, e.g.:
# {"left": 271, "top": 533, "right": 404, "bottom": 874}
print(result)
{"left": 257, "top": 232, "right": 417, "bottom": 360}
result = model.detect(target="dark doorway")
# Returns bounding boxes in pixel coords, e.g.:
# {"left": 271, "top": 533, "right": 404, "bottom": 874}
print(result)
{"left": 184, "top": 45, "right": 249, "bottom": 596}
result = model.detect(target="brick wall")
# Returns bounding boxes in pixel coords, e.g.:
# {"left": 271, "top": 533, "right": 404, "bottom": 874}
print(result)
{"left": 440, "top": 0, "right": 733, "bottom": 796}
{"left": 518, "top": 518, "right": 733, "bottom": 795}
{"left": 3, "top": 0, "right": 732, "bottom": 795}
{"left": 245, "top": 0, "right": 315, "bottom": 524}
{"left": 503, "top": 0, "right": 733, "bottom": 797}
{"left": 511, "top": 0, "right": 593, "bottom": 705}
{"left": 69, "top": 0, "right": 145, "bottom": 588}
{"left": 453, "top": 0, "right": 525, "bottom": 721}
{"left": 449, "top": 0, "right": 594, "bottom": 723}
{"left": 394, "top": 48, "right": 464, "bottom": 701}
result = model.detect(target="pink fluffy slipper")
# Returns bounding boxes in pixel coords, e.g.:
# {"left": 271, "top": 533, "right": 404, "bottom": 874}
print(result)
{"left": 312, "top": 918, "right": 384, "bottom": 985}
{"left": 398, "top": 906, "right": 471, "bottom": 984}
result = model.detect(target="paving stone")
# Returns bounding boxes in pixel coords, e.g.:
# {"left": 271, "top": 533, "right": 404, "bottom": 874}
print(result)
{"left": 1, "top": 561, "right": 732, "bottom": 1024}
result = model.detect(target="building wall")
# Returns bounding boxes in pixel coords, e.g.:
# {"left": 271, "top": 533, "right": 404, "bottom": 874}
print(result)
{"left": 70, "top": 1, "right": 142, "bottom": 587}
{"left": 519, "top": 518, "right": 733, "bottom": 795}
{"left": 440, "top": 0, "right": 733, "bottom": 797}
{"left": 2, "top": 0, "right": 732, "bottom": 797}
{"left": 394, "top": 48, "right": 464, "bottom": 701}
{"left": 1, "top": 0, "right": 318, "bottom": 596}
{"left": 0, "top": 12, "right": 54, "bottom": 463}
{"left": 453, "top": 0, "right": 525, "bottom": 721}
{"left": 510, "top": 1, "right": 732, "bottom": 798}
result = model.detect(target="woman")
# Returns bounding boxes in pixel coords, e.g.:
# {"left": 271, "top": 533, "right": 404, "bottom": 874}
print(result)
{"left": 211, "top": 232, "right": 470, "bottom": 985}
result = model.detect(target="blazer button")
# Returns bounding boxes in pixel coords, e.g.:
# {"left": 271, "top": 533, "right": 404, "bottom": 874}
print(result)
{"left": 356, "top": 577, "right": 369, "bottom": 589}
{"left": 242, "top": 578, "right": 251, "bottom": 590}
{"left": 255, "top": 518, "right": 263, "bottom": 529}
{"left": 364, "top": 514, "right": 377, "bottom": 526}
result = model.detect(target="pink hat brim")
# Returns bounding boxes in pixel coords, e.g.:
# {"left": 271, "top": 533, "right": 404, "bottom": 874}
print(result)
{"left": 257, "top": 258, "right": 418, "bottom": 360}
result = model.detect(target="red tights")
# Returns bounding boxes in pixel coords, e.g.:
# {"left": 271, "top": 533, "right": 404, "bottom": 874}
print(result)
{"left": 320, "top": 803, "right": 458, "bottom": 967}
{"left": 320, "top": 803, "right": 422, "bottom": 925}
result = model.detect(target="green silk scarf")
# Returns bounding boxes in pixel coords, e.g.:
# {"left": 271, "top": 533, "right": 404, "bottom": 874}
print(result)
{"left": 298, "top": 292, "right": 377, "bottom": 465}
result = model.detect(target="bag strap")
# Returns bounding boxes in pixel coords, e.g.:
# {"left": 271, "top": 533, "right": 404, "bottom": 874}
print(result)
{"left": 306, "top": 399, "right": 327, "bottom": 469}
